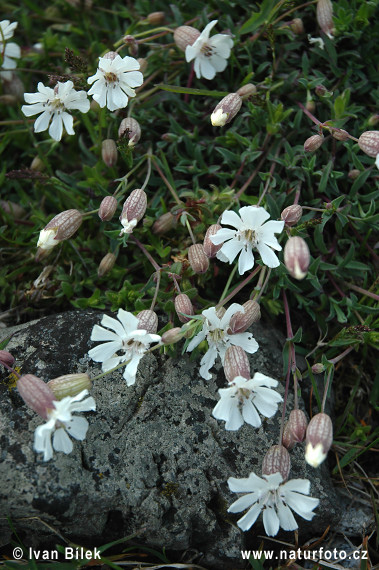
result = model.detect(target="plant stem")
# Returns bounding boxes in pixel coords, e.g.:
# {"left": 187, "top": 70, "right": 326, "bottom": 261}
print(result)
{"left": 130, "top": 235, "right": 161, "bottom": 272}
{"left": 151, "top": 158, "right": 182, "bottom": 205}
{"left": 218, "top": 265, "right": 238, "bottom": 303}
{"left": 150, "top": 270, "right": 161, "bottom": 311}
{"left": 216, "top": 266, "right": 261, "bottom": 309}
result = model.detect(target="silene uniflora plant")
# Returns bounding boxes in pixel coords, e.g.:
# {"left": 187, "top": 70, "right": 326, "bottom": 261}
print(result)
{"left": 0, "top": 0, "right": 378, "bottom": 559}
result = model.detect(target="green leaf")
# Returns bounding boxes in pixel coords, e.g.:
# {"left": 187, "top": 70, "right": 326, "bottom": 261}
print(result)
{"left": 239, "top": 0, "right": 277, "bottom": 35}
{"left": 156, "top": 84, "right": 228, "bottom": 97}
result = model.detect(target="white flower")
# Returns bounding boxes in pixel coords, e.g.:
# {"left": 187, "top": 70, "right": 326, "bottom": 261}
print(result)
{"left": 210, "top": 206, "right": 284, "bottom": 275}
{"left": 87, "top": 53, "right": 143, "bottom": 112}
{"left": 0, "top": 20, "right": 21, "bottom": 80}
{"left": 212, "top": 374, "right": 282, "bottom": 430}
{"left": 88, "top": 309, "right": 161, "bottom": 386}
{"left": 228, "top": 471, "right": 319, "bottom": 536}
{"left": 186, "top": 304, "right": 259, "bottom": 380}
{"left": 185, "top": 20, "right": 233, "bottom": 80}
{"left": 21, "top": 81, "right": 90, "bottom": 141}
{"left": 34, "top": 389, "right": 96, "bottom": 461}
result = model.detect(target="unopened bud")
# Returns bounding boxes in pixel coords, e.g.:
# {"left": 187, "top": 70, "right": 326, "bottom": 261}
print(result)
{"left": 152, "top": 212, "right": 175, "bottom": 235}
{"left": 304, "top": 134, "right": 324, "bottom": 152}
{"left": 348, "top": 169, "right": 360, "bottom": 180}
{"left": 317, "top": 0, "right": 334, "bottom": 38}
{"left": 281, "top": 204, "right": 303, "bottom": 226}
{"left": 17, "top": 374, "right": 56, "bottom": 419}
{"left": 358, "top": 131, "right": 379, "bottom": 158}
{"left": 99, "top": 196, "right": 118, "bottom": 222}
{"left": 331, "top": 128, "right": 349, "bottom": 141}
{"left": 147, "top": 11, "right": 165, "bottom": 25}
{"left": 306, "top": 100, "right": 315, "bottom": 113}
{"left": 236, "top": 83, "right": 257, "bottom": 99}
{"left": 228, "top": 300, "right": 261, "bottom": 334}
{"left": 203, "top": 224, "right": 222, "bottom": 258}
{"left": 137, "top": 58, "right": 148, "bottom": 74}
{"left": 368, "top": 115, "right": 379, "bottom": 127}
{"left": 312, "top": 362, "right": 325, "bottom": 374}
{"left": 118, "top": 117, "right": 141, "bottom": 147}
{"left": 174, "top": 26, "right": 200, "bottom": 51}
{"left": 47, "top": 373, "right": 92, "bottom": 400}
{"left": 305, "top": 412, "right": 333, "bottom": 467}
{"left": 1, "top": 200, "right": 26, "bottom": 218}
{"left": 282, "top": 409, "right": 308, "bottom": 451}
{"left": 37, "top": 209, "right": 82, "bottom": 250}
{"left": 0, "top": 350, "right": 15, "bottom": 368}
{"left": 211, "top": 93, "right": 242, "bottom": 127}
{"left": 315, "top": 84, "right": 327, "bottom": 97}
{"left": 98, "top": 252, "right": 116, "bottom": 277}
{"left": 101, "top": 139, "right": 118, "bottom": 167}
{"left": 103, "top": 51, "right": 117, "bottom": 61}
{"left": 290, "top": 18, "right": 304, "bottom": 34}
{"left": 161, "top": 327, "right": 183, "bottom": 344}
{"left": 30, "top": 156, "right": 45, "bottom": 171}
{"left": 224, "top": 345, "right": 250, "bottom": 383}
{"left": 0, "top": 94, "right": 17, "bottom": 105}
{"left": 120, "top": 189, "right": 147, "bottom": 235}
{"left": 284, "top": 236, "right": 310, "bottom": 280}
{"left": 137, "top": 310, "right": 158, "bottom": 334}
{"left": 188, "top": 244, "right": 209, "bottom": 274}
{"left": 174, "top": 294, "right": 194, "bottom": 323}
{"left": 123, "top": 35, "right": 138, "bottom": 57}
{"left": 262, "top": 445, "right": 291, "bottom": 481}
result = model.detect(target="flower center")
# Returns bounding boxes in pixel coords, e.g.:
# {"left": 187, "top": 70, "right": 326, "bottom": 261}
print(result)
{"left": 200, "top": 43, "right": 214, "bottom": 57}
{"left": 49, "top": 97, "right": 65, "bottom": 111}
{"left": 103, "top": 71, "right": 118, "bottom": 85}
{"left": 208, "top": 328, "right": 224, "bottom": 343}
{"left": 241, "top": 228, "right": 258, "bottom": 247}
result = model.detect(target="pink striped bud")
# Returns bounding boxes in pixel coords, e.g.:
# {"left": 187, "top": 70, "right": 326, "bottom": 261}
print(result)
{"left": 281, "top": 204, "right": 303, "bottom": 226}
{"left": 304, "top": 134, "right": 324, "bottom": 152}
{"left": 284, "top": 236, "right": 310, "bottom": 280}
{"left": 282, "top": 409, "right": 308, "bottom": 449}
{"left": 262, "top": 445, "right": 291, "bottom": 481}
{"left": 103, "top": 51, "right": 117, "bottom": 61}
{"left": 37, "top": 209, "right": 82, "bottom": 250}
{"left": 137, "top": 310, "right": 158, "bottom": 334}
{"left": 120, "top": 189, "right": 147, "bottom": 235}
{"left": 173, "top": 26, "right": 200, "bottom": 51}
{"left": 188, "top": 244, "right": 209, "bottom": 274}
{"left": 203, "top": 224, "right": 222, "bottom": 258}
{"left": 99, "top": 196, "right": 118, "bottom": 222}
{"left": 227, "top": 300, "right": 261, "bottom": 334}
{"left": 1, "top": 200, "right": 26, "bottom": 218}
{"left": 152, "top": 212, "right": 175, "bottom": 235}
{"left": 305, "top": 412, "right": 333, "bottom": 467}
{"left": 161, "top": 327, "right": 183, "bottom": 345}
{"left": 147, "top": 11, "right": 165, "bottom": 25}
{"left": 98, "top": 252, "right": 116, "bottom": 277}
{"left": 223, "top": 345, "right": 250, "bottom": 383}
{"left": 317, "top": 0, "right": 334, "bottom": 38}
{"left": 290, "top": 18, "right": 304, "bottom": 34}
{"left": 211, "top": 93, "right": 242, "bottom": 127}
{"left": 47, "top": 373, "right": 91, "bottom": 400}
{"left": 348, "top": 169, "right": 360, "bottom": 180}
{"left": 0, "top": 350, "right": 15, "bottom": 368}
{"left": 358, "top": 131, "right": 379, "bottom": 158}
{"left": 123, "top": 35, "right": 138, "bottom": 57}
{"left": 137, "top": 58, "right": 148, "bottom": 75}
{"left": 17, "top": 374, "right": 56, "bottom": 419}
{"left": 312, "top": 362, "right": 325, "bottom": 374}
{"left": 101, "top": 139, "right": 118, "bottom": 167}
{"left": 118, "top": 118, "right": 141, "bottom": 147}
{"left": 236, "top": 83, "right": 257, "bottom": 99}
{"left": 174, "top": 294, "right": 194, "bottom": 323}
{"left": 331, "top": 128, "right": 349, "bottom": 141}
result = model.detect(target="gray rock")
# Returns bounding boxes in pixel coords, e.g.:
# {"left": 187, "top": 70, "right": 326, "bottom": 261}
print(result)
{"left": 0, "top": 310, "right": 342, "bottom": 567}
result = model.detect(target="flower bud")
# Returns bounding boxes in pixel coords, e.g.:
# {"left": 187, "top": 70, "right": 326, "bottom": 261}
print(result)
{"left": 211, "top": 93, "right": 242, "bottom": 127}
{"left": 17, "top": 374, "right": 56, "bottom": 419}
{"left": 161, "top": 327, "right": 183, "bottom": 344}
{"left": 306, "top": 100, "right": 316, "bottom": 113}
{"left": 120, "top": 189, "right": 147, "bottom": 235}
{"left": 304, "top": 134, "right": 324, "bottom": 152}
{"left": 315, "top": 84, "right": 327, "bottom": 97}
{"left": 224, "top": 345, "right": 250, "bottom": 383}
{"left": 123, "top": 35, "right": 138, "bottom": 57}
{"left": 103, "top": 51, "right": 117, "bottom": 61}
{"left": 37, "top": 209, "right": 82, "bottom": 250}
{"left": 137, "top": 310, "right": 158, "bottom": 334}
{"left": 262, "top": 445, "right": 291, "bottom": 481}
{"left": 284, "top": 236, "right": 310, "bottom": 280}
{"left": 30, "top": 156, "right": 45, "bottom": 171}
{"left": 215, "top": 306, "right": 226, "bottom": 319}
{"left": 99, "top": 196, "right": 118, "bottom": 222}
{"left": 2, "top": 73, "right": 25, "bottom": 100}
{"left": 47, "top": 373, "right": 92, "bottom": 400}
{"left": 203, "top": 224, "right": 222, "bottom": 258}
{"left": 1, "top": 200, "right": 26, "bottom": 218}
{"left": 147, "top": 11, "right": 165, "bottom": 25}
{"left": 236, "top": 83, "right": 257, "bottom": 99}
{"left": 188, "top": 244, "right": 209, "bottom": 274}
{"left": 368, "top": 115, "right": 379, "bottom": 127}
{"left": 330, "top": 128, "right": 349, "bottom": 141}
{"left": 312, "top": 362, "right": 325, "bottom": 374}
{"left": 0, "top": 350, "right": 15, "bottom": 368}
{"left": 228, "top": 300, "right": 261, "bottom": 334}
{"left": 137, "top": 58, "right": 148, "bottom": 74}
{"left": 282, "top": 409, "right": 308, "bottom": 450}
{"left": 0, "top": 94, "right": 17, "bottom": 105}
{"left": 98, "top": 252, "right": 116, "bottom": 277}
{"left": 317, "top": 0, "right": 334, "bottom": 38}
{"left": 152, "top": 212, "right": 175, "bottom": 235}
{"left": 174, "top": 294, "right": 194, "bottom": 323}
{"left": 290, "top": 18, "right": 304, "bottom": 34}
{"left": 118, "top": 118, "right": 141, "bottom": 147}
{"left": 281, "top": 204, "right": 303, "bottom": 227}
{"left": 305, "top": 412, "right": 333, "bottom": 468}
{"left": 348, "top": 169, "right": 360, "bottom": 180}
{"left": 358, "top": 131, "right": 379, "bottom": 158}
{"left": 101, "top": 139, "right": 118, "bottom": 167}
{"left": 173, "top": 26, "right": 200, "bottom": 51}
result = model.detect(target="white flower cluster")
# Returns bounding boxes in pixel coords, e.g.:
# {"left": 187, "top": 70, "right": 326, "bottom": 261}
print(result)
{"left": 0, "top": 20, "right": 21, "bottom": 80}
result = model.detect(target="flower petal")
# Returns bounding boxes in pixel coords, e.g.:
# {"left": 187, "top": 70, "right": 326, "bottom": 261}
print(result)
{"left": 65, "top": 416, "right": 89, "bottom": 440}
{"left": 256, "top": 242, "right": 281, "bottom": 268}
{"left": 53, "top": 427, "right": 73, "bottom": 454}
{"left": 263, "top": 505, "right": 280, "bottom": 536}
{"left": 236, "top": 502, "right": 263, "bottom": 531}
